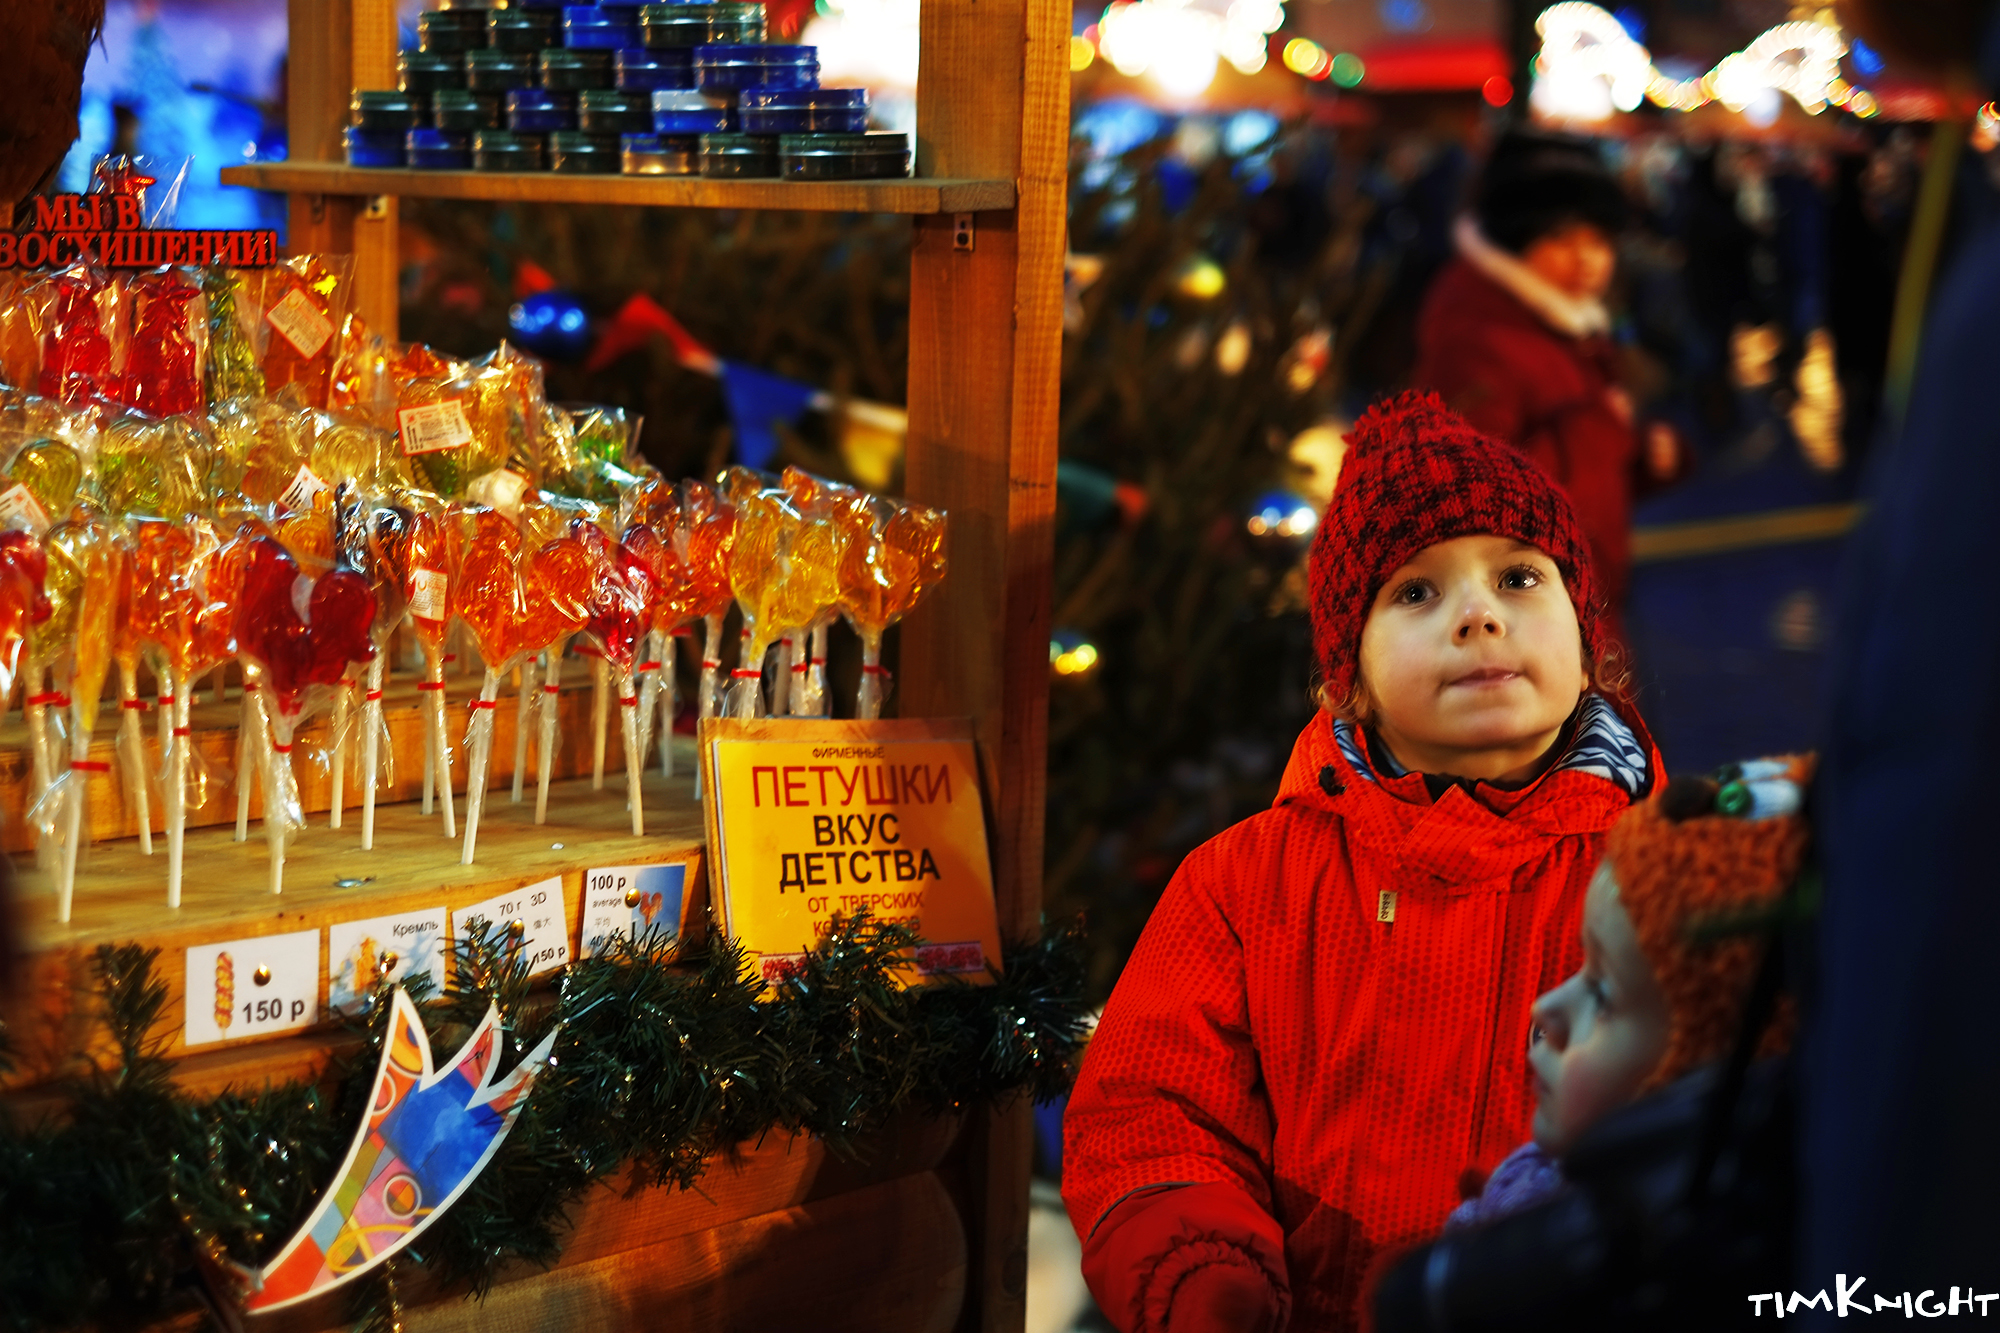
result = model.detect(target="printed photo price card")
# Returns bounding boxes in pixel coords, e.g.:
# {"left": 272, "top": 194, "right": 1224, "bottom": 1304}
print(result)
{"left": 184, "top": 928, "right": 322, "bottom": 1047}
{"left": 327, "top": 907, "right": 449, "bottom": 1015}
{"left": 581, "top": 860, "right": 692, "bottom": 958}
{"left": 700, "top": 717, "right": 1002, "bottom": 994}
{"left": 453, "top": 875, "right": 571, "bottom": 977}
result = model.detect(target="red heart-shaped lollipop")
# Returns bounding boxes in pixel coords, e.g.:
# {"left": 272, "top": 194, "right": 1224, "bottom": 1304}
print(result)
{"left": 234, "top": 536, "right": 377, "bottom": 717}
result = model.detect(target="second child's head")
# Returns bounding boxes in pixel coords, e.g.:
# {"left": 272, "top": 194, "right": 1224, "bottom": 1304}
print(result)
{"left": 1309, "top": 392, "right": 1611, "bottom": 781}
{"left": 1527, "top": 764, "right": 1812, "bottom": 1156}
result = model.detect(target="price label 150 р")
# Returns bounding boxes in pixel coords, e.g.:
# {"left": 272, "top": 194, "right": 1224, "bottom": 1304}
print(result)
{"left": 184, "top": 928, "right": 322, "bottom": 1047}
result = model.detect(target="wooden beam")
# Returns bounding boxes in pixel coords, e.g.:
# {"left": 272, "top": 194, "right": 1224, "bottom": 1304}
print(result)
{"left": 902, "top": 0, "right": 1068, "bottom": 1325}
{"left": 222, "top": 164, "right": 1017, "bottom": 214}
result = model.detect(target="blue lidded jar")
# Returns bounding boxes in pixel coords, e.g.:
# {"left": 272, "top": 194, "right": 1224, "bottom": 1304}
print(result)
{"left": 473, "top": 128, "right": 548, "bottom": 169}
{"left": 407, "top": 127, "right": 474, "bottom": 169}
{"left": 615, "top": 47, "right": 695, "bottom": 89}
{"left": 695, "top": 44, "right": 819, "bottom": 93}
{"left": 488, "top": 7, "right": 561, "bottom": 51}
{"left": 621, "top": 131, "right": 700, "bottom": 174}
{"left": 506, "top": 88, "right": 579, "bottom": 131}
{"left": 508, "top": 0, "right": 567, "bottom": 9}
{"left": 563, "top": 6, "right": 640, "bottom": 48}
{"left": 351, "top": 89, "right": 427, "bottom": 131}
{"left": 344, "top": 126, "right": 409, "bottom": 167}
{"left": 466, "top": 49, "right": 539, "bottom": 92}
{"left": 417, "top": 7, "right": 491, "bottom": 53}
{"left": 541, "top": 47, "right": 616, "bottom": 89}
{"left": 398, "top": 50, "right": 466, "bottom": 97}
{"left": 577, "top": 88, "right": 655, "bottom": 133}
{"left": 432, "top": 89, "right": 504, "bottom": 130}
{"left": 641, "top": 2, "right": 762, "bottom": 47}
{"left": 549, "top": 130, "right": 621, "bottom": 172}
{"left": 650, "top": 89, "right": 733, "bottom": 134}
{"left": 738, "top": 87, "right": 868, "bottom": 134}
{"left": 778, "top": 130, "right": 910, "bottom": 180}
{"left": 698, "top": 131, "right": 777, "bottom": 177}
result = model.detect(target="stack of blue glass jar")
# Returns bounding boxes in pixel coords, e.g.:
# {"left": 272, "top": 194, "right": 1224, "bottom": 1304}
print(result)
{"left": 344, "top": 0, "right": 909, "bottom": 179}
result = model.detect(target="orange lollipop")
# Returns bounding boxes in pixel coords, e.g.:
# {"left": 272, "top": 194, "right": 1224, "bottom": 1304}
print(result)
{"left": 836, "top": 497, "right": 949, "bottom": 719}
{"left": 722, "top": 479, "right": 801, "bottom": 718}
{"left": 674, "top": 479, "right": 737, "bottom": 720}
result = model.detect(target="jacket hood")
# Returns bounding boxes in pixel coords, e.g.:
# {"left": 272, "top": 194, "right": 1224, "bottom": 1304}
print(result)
{"left": 1274, "top": 696, "right": 1661, "bottom": 886}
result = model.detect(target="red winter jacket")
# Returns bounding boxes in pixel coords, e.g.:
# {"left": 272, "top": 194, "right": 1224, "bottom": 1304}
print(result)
{"left": 1063, "top": 703, "right": 1658, "bottom": 1332}
{"left": 1413, "top": 257, "right": 1639, "bottom": 610}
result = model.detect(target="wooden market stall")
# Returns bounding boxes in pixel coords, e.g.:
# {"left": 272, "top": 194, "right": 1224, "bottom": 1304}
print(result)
{"left": 0, "top": 0, "right": 1068, "bottom": 1325}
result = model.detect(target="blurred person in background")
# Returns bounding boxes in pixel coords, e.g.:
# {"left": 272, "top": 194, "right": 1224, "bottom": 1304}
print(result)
{"left": 1413, "top": 132, "right": 1672, "bottom": 641}
{"left": 1806, "top": 0, "right": 2000, "bottom": 1318}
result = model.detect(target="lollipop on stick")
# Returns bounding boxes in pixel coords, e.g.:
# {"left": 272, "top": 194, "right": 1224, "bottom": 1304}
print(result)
{"left": 109, "top": 530, "right": 151, "bottom": 855}
{"left": 620, "top": 518, "right": 685, "bottom": 779}
{"left": 343, "top": 490, "right": 414, "bottom": 850}
{"left": 722, "top": 475, "right": 801, "bottom": 718}
{"left": 767, "top": 474, "right": 849, "bottom": 722}
{"left": 233, "top": 535, "right": 375, "bottom": 894}
{"left": 573, "top": 521, "right": 653, "bottom": 835}
{"left": 451, "top": 505, "right": 534, "bottom": 864}
{"left": 518, "top": 529, "right": 594, "bottom": 827}
{"left": 36, "top": 514, "right": 118, "bottom": 923}
{"left": 836, "top": 497, "right": 949, "bottom": 720}
{"left": 675, "top": 479, "right": 737, "bottom": 727}
{"left": 392, "top": 502, "right": 456, "bottom": 840}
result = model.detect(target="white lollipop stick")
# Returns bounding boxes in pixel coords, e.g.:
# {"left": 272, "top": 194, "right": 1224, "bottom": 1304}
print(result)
{"left": 656, "top": 633, "right": 676, "bottom": 778}
{"left": 591, "top": 654, "right": 608, "bottom": 790}
{"left": 234, "top": 673, "right": 269, "bottom": 843}
{"left": 773, "top": 634, "right": 794, "bottom": 717}
{"left": 634, "top": 631, "right": 660, "bottom": 762}
{"left": 267, "top": 711, "right": 297, "bottom": 895}
{"left": 620, "top": 667, "right": 642, "bottom": 836}
{"left": 361, "top": 655, "right": 385, "bottom": 851}
{"left": 461, "top": 669, "right": 502, "bottom": 865}
{"left": 328, "top": 678, "right": 351, "bottom": 829}
{"left": 166, "top": 670, "right": 188, "bottom": 909}
{"left": 535, "top": 639, "right": 565, "bottom": 824}
{"left": 421, "top": 653, "right": 456, "bottom": 837}
{"left": 117, "top": 663, "right": 152, "bottom": 854}
{"left": 56, "top": 699, "right": 91, "bottom": 924}
{"left": 511, "top": 656, "right": 536, "bottom": 803}
{"left": 857, "top": 635, "right": 884, "bottom": 721}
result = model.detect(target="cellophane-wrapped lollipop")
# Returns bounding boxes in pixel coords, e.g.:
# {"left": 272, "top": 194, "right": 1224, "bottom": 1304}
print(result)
{"left": 836, "top": 495, "right": 949, "bottom": 720}
{"left": 108, "top": 526, "right": 152, "bottom": 858}
{"left": 218, "top": 389, "right": 318, "bottom": 510}
{"left": 335, "top": 484, "right": 410, "bottom": 849}
{"left": 258, "top": 255, "right": 354, "bottom": 409}
{"left": 393, "top": 348, "right": 510, "bottom": 503}
{"left": 307, "top": 419, "right": 410, "bottom": 828}
{"left": 35, "top": 264, "right": 117, "bottom": 407}
{"left": 382, "top": 494, "right": 457, "bottom": 835}
{"left": 0, "top": 271, "right": 42, "bottom": 391}
{"left": 207, "top": 514, "right": 279, "bottom": 843}
{"left": 621, "top": 498, "right": 693, "bottom": 778}
{"left": 545, "top": 405, "right": 644, "bottom": 504}
{"left": 513, "top": 497, "right": 596, "bottom": 826}
{"left": 118, "top": 267, "right": 208, "bottom": 419}
{"left": 571, "top": 518, "right": 654, "bottom": 834}
{"left": 674, "top": 478, "right": 736, "bottom": 727}
{"left": 771, "top": 466, "right": 853, "bottom": 718}
{"left": 721, "top": 469, "right": 801, "bottom": 718}
{"left": 233, "top": 533, "right": 375, "bottom": 894}
{"left": 0, "top": 524, "right": 50, "bottom": 704}
{"left": 203, "top": 265, "right": 266, "bottom": 403}
{"left": 129, "top": 513, "right": 228, "bottom": 907}
{"left": 28, "top": 508, "right": 120, "bottom": 923}
{"left": 447, "top": 502, "right": 536, "bottom": 862}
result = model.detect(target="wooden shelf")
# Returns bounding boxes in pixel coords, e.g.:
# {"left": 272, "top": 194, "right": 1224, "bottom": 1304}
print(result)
{"left": 220, "top": 162, "right": 1016, "bottom": 214}
{"left": 6, "top": 758, "right": 706, "bottom": 1085}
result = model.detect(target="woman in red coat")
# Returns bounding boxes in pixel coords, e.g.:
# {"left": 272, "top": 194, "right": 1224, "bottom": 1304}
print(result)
{"left": 1413, "top": 133, "right": 1643, "bottom": 619}
{"left": 1063, "top": 394, "right": 1659, "bottom": 1332}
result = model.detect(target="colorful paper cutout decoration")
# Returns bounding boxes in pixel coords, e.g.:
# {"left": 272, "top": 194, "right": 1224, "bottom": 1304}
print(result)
{"left": 237, "top": 988, "right": 556, "bottom": 1313}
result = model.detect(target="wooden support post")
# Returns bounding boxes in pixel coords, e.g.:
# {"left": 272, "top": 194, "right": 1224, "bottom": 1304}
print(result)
{"left": 283, "top": 0, "right": 400, "bottom": 338}
{"left": 902, "top": 0, "right": 1068, "bottom": 1325}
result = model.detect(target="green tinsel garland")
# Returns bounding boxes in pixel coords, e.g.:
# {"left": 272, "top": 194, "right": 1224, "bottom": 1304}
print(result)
{"left": 0, "top": 911, "right": 1090, "bottom": 1332}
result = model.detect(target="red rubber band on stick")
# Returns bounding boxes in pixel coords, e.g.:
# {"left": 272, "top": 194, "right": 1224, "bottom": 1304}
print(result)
{"left": 417, "top": 682, "right": 446, "bottom": 692}
{"left": 121, "top": 699, "right": 148, "bottom": 711}
{"left": 69, "top": 759, "right": 111, "bottom": 772}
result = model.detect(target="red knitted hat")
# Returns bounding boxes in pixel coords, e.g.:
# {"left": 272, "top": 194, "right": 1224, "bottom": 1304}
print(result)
{"left": 1307, "top": 390, "right": 1602, "bottom": 707}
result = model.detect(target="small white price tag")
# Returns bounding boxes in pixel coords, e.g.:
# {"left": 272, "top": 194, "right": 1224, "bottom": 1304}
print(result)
{"left": 266, "top": 286, "right": 335, "bottom": 359}
{"left": 327, "top": 907, "right": 448, "bottom": 1015}
{"left": 581, "top": 861, "right": 689, "bottom": 958}
{"left": 278, "top": 463, "right": 328, "bottom": 514}
{"left": 0, "top": 484, "right": 51, "bottom": 537}
{"left": 454, "top": 875, "right": 570, "bottom": 977}
{"left": 184, "top": 928, "right": 321, "bottom": 1046}
{"left": 409, "top": 567, "right": 449, "bottom": 625}
{"left": 398, "top": 400, "right": 474, "bottom": 454}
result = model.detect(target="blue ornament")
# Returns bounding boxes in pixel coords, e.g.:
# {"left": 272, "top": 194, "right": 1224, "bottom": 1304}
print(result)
{"left": 508, "top": 290, "right": 593, "bottom": 362}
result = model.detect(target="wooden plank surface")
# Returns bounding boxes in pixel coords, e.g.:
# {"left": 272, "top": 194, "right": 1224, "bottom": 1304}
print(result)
{"left": 221, "top": 164, "right": 1017, "bottom": 215}
{"left": 4, "top": 761, "right": 706, "bottom": 1083}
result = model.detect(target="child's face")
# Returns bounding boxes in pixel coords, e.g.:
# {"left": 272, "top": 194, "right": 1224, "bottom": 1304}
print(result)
{"left": 1356, "top": 534, "right": 1590, "bottom": 781}
{"left": 1527, "top": 862, "right": 1670, "bottom": 1157}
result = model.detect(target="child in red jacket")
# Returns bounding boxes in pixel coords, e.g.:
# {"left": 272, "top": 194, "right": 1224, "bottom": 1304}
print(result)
{"left": 1062, "top": 391, "right": 1661, "bottom": 1332}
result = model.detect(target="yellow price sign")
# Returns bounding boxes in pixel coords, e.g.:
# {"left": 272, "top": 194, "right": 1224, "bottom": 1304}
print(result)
{"left": 700, "top": 717, "right": 1002, "bottom": 992}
